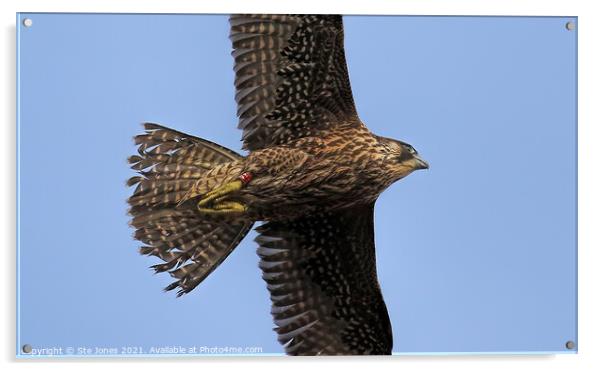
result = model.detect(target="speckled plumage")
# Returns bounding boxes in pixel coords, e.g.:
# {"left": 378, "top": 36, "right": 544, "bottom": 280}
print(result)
{"left": 127, "top": 14, "right": 428, "bottom": 355}
{"left": 237, "top": 124, "right": 414, "bottom": 221}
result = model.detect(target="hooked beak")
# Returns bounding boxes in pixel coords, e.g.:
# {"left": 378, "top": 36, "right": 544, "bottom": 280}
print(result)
{"left": 412, "top": 155, "right": 429, "bottom": 170}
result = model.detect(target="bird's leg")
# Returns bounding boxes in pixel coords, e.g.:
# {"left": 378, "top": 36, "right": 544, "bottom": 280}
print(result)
{"left": 196, "top": 172, "right": 253, "bottom": 214}
{"left": 196, "top": 180, "right": 243, "bottom": 207}
{"left": 197, "top": 200, "right": 247, "bottom": 214}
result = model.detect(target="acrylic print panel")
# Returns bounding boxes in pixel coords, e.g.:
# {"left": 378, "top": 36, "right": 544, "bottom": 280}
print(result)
{"left": 16, "top": 13, "right": 577, "bottom": 357}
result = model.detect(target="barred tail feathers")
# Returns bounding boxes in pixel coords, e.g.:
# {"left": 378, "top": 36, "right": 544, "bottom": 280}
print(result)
{"left": 127, "top": 123, "right": 253, "bottom": 296}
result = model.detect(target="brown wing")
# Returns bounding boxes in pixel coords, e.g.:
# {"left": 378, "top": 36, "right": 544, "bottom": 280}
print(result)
{"left": 255, "top": 203, "right": 393, "bottom": 355}
{"left": 230, "top": 14, "right": 360, "bottom": 151}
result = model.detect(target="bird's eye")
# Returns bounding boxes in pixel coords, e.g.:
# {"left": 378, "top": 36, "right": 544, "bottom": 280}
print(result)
{"left": 406, "top": 145, "right": 416, "bottom": 154}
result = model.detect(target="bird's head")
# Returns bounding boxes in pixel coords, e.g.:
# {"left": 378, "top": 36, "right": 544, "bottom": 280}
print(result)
{"left": 377, "top": 136, "right": 429, "bottom": 183}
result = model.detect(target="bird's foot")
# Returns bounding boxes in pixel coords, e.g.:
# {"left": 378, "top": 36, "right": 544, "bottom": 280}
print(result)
{"left": 195, "top": 172, "right": 253, "bottom": 215}
{"left": 197, "top": 199, "right": 247, "bottom": 215}
{"left": 197, "top": 180, "right": 243, "bottom": 207}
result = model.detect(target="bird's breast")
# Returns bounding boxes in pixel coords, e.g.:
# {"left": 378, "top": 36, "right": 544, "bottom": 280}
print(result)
{"left": 241, "top": 133, "right": 389, "bottom": 220}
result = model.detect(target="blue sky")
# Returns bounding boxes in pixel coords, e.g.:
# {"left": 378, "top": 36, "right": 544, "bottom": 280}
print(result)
{"left": 17, "top": 13, "right": 576, "bottom": 356}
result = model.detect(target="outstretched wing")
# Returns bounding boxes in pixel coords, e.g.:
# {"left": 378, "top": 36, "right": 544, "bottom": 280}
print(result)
{"left": 230, "top": 14, "right": 361, "bottom": 151}
{"left": 255, "top": 203, "right": 393, "bottom": 355}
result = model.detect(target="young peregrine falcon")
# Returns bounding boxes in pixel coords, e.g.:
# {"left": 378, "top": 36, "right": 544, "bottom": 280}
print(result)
{"left": 127, "top": 14, "right": 428, "bottom": 356}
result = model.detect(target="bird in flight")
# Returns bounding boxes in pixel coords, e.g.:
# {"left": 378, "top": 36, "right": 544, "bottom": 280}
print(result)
{"left": 127, "top": 14, "right": 428, "bottom": 356}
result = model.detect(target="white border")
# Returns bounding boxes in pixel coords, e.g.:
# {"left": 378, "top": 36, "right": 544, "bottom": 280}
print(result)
{"left": 2, "top": 1, "right": 601, "bottom": 370}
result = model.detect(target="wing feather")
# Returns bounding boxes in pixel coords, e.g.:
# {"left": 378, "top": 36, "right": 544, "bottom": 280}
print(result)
{"left": 230, "top": 14, "right": 361, "bottom": 151}
{"left": 255, "top": 204, "right": 393, "bottom": 355}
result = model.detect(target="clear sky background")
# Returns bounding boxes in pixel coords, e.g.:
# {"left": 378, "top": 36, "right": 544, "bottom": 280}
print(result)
{"left": 17, "top": 13, "right": 576, "bottom": 356}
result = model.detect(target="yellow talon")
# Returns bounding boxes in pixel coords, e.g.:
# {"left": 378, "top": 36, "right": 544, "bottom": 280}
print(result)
{"left": 194, "top": 179, "right": 248, "bottom": 214}
{"left": 197, "top": 180, "right": 243, "bottom": 207}
{"left": 197, "top": 200, "right": 247, "bottom": 214}
{"left": 215, "top": 201, "right": 247, "bottom": 212}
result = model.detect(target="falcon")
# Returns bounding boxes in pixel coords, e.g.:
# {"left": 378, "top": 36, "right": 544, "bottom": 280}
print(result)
{"left": 127, "top": 14, "right": 428, "bottom": 356}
